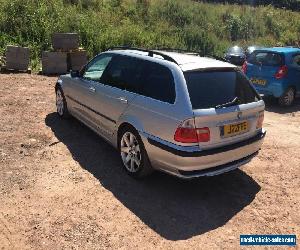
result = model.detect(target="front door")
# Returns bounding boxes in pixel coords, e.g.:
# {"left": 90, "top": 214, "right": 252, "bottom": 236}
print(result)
{"left": 67, "top": 53, "right": 114, "bottom": 129}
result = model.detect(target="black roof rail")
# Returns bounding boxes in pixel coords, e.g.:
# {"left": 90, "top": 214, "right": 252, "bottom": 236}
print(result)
{"left": 108, "top": 46, "right": 179, "bottom": 65}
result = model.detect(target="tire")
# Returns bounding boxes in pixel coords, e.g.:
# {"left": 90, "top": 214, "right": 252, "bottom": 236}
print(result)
{"left": 278, "top": 87, "right": 295, "bottom": 107}
{"left": 55, "top": 87, "right": 70, "bottom": 118}
{"left": 118, "top": 127, "right": 153, "bottom": 178}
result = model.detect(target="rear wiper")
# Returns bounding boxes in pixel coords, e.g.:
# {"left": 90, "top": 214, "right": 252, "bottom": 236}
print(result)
{"left": 215, "top": 97, "right": 240, "bottom": 109}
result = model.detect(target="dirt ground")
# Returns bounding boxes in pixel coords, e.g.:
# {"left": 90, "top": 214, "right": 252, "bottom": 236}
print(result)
{"left": 0, "top": 73, "right": 299, "bottom": 249}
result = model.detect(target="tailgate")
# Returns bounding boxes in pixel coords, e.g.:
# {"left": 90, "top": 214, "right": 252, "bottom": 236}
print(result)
{"left": 193, "top": 102, "right": 265, "bottom": 150}
{"left": 247, "top": 64, "right": 278, "bottom": 87}
{"left": 247, "top": 51, "right": 285, "bottom": 87}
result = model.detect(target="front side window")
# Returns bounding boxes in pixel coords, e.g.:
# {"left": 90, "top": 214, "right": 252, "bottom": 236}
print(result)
{"left": 184, "top": 69, "right": 260, "bottom": 110}
{"left": 83, "top": 54, "right": 113, "bottom": 81}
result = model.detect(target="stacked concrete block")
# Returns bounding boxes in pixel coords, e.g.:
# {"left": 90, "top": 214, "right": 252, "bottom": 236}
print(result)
{"left": 52, "top": 33, "right": 80, "bottom": 52}
{"left": 42, "top": 52, "right": 67, "bottom": 75}
{"left": 68, "top": 50, "right": 88, "bottom": 71}
{"left": 5, "top": 46, "right": 30, "bottom": 71}
{"left": 42, "top": 33, "right": 87, "bottom": 74}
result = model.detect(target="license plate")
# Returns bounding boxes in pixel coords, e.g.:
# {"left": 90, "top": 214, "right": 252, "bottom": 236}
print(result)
{"left": 250, "top": 78, "right": 266, "bottom": 86}
{"left": 221, "top": 121, "right": 249, "bottom": 138}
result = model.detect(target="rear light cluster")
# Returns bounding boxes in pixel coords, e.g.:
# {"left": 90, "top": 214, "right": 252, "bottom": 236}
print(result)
{"left": 256, "top": 111, "right": 264, "bottom": 129}
{"left": 174, "top": 119, "right": 210, "bottom": 143}
{"left": 275, "top": 65, "right": 288, "bottom": 79}
{"left": 242, "top": 61, "right": 247, "bottom": 74}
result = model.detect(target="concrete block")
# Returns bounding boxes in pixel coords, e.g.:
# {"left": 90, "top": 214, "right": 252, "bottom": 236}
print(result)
{"left": 68, "top": 50, "right": 88, "bottom": 71}
{"left": 5, "top": 46, "right": 30, "bottom": 71}
{"left": 52, "top": 33, "right": 79, "bottom": 51}
{"left": 42, "top": 51, "right": 67, "bottom": 75}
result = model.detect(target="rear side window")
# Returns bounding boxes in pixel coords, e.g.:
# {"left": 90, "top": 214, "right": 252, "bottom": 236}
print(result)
{"left": 184, "top": 69, "right": 260, "bottom": 110}
{"left": 138, "top": 61, "right": 175, "bottom": 104}
{"left": 248, "top": 52, "right": 283, "bottom": 66}
{"left": 101, "top": 56, "right": 175, "bottom": 103}
{"left": 101, "top": 55, "right": 143, "bottom": 90}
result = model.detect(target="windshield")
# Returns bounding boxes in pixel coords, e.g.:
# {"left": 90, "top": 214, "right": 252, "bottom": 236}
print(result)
{"left": 184, "top": 69, "right": 260, "bottom": 109}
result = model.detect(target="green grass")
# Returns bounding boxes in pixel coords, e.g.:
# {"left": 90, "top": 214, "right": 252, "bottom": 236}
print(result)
{"left": 0, "top": 0, "right": 300, "bottom": 71}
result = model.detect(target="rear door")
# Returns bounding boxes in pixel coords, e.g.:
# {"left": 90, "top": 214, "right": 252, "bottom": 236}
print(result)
{"left": 290, "top": 54, "right": 300, "bottom": 95}
{"left": 184, "top": 69, "right": 264, "bottom": 149}
{"left": 247, "top": 51, "right": 284, "bottom": 88}
{"left": 90, "top": 55, "right": 143, "bottom": 136}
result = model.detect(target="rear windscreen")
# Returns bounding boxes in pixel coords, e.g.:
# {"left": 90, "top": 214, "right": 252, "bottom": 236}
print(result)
{"left": 248, "top": 52, "right": 283, "bottom": 66}
{"left": 184, "top": 69, "right": 260, "bottom": 110}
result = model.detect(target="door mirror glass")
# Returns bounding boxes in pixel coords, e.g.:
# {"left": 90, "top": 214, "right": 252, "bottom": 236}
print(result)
{"left": 70, "top": 70, "right": 80, "bottom": 78}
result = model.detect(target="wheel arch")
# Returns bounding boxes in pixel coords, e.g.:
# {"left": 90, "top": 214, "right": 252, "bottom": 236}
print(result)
{"left": 285, "top": 84, "right": 297, "bottom": 97}
{"left": 116, "top": 116, "right": 146, "bottom": 148}
{"left": 290, "top": 84, "right": 297, "bottom": 93}
{"left": 55, "top": 79, "right": 64, "bottom": 91}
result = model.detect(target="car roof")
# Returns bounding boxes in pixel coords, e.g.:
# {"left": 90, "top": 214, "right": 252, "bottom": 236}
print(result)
{"left": 258, "top": 47, "right": 300, "bottom": 54}
{"left": 109, "top": 49, "right": 236, "bottom": 71}
{"left": 227, "top": 46, "right": 244, "bottom": 51}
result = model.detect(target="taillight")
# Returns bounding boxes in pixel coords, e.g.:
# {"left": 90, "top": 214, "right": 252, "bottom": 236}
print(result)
{"left": 275, "top": 65, "right": 288, "bottom": 79}
{"left": 174, "top": 119, "right": 210, "bottom": 143}
{"left": 256, "top": 111, "right": 264, "bottom": 129}
{"left": 196, "top": 127, "right": 210, "bottom": 142}
{"left": 242, "top": 61, "right": 247, "bottom": 74}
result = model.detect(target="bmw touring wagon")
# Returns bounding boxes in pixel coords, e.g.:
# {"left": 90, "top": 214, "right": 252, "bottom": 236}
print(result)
{"left": 55, "top": 48, "right": 266, "bottom": 179}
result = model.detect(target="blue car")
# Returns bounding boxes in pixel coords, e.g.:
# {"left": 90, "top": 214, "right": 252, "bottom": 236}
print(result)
{"left": 243, "top": 47, "right": 300, "bottom": 106}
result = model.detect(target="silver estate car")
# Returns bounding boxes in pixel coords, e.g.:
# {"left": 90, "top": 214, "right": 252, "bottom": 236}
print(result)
{"left": 55, "top": 47, "right": 266, "bottom": 179}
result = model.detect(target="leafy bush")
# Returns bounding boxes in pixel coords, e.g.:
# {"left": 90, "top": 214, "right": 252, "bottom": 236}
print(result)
{"left": 0, "top": 0, "right": 299, "bottom": 71}
{"left": 197, "top": 0, "right": 300, "bottom": 11}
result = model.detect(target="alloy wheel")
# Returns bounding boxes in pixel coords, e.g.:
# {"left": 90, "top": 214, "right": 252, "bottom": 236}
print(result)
{"left": 284, "top": 88, "right": 295, "bottom": 106}
{"left": 120, "top": 132, "right": 142, "bottom": 173}
{"left": 56, "top": 89, "right": 64, "bottom": 116}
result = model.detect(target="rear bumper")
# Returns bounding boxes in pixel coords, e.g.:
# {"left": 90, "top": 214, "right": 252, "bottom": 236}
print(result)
{"left": 141, "top": 130, "right": 266, "bottom": 178}
{"left": 254, "top": 82, "right": 286, "bottom": 98}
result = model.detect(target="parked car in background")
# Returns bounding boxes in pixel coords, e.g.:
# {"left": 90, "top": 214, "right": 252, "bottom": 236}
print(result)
{"left": 243, "top": 47, "right": 300, "bottom": 106}
{"left": 55, "top": 47, "right": 266, "bottom": 179}
{"left": 245, "top": 46, "right": 263, "bottom": 59}
{"left": 224, "top": 46, "right": 246, "bottom": 66}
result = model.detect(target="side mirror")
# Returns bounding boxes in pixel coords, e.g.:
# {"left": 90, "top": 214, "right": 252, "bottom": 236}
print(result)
{"left": 70, "top": 70, "right": 80, "bottom": 78}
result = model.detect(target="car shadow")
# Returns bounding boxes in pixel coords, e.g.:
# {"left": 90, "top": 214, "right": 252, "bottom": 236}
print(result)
{"left": 264, "top": 97, "right": 300, "bottom": 114}
{"left": 45, "top": 113, "right": 261, "bottom": 241}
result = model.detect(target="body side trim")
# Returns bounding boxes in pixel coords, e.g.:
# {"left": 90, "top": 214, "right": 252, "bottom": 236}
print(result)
{"left": 66, "top": 95, "right": 116, "bottom": 124}
{"left": 147, "top": 131, "right": 266, "bottom": 157}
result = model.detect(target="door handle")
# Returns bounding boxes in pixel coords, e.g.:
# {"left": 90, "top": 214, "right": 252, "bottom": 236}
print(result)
{"left": 89, "top": 87, "right": 96, "bottom": 93}
{"left": 118, "top": 97, "right": 128, "bottom": 104}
